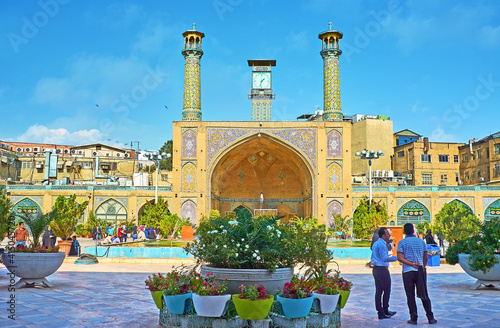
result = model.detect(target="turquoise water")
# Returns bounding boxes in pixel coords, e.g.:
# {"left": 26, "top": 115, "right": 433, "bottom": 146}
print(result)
{"left": 85, "top": 246, "right": 371, "bottom": 259}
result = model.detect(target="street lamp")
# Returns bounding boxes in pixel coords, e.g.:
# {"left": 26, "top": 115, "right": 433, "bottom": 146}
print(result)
{"left": 355, "top": 149, "right": 384, "bottom": 206}
{"left": 145, "top": 150, "right": 171, "bottom": 204}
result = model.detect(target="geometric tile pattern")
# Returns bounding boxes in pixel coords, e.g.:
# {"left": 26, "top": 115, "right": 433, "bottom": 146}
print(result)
{"left": 182, "top": 162, "right": 196, "bottom": 192}
{"left": 327, "top": 129, "right": 342, "bottom": 158}
{"left": 327, "top": 162, "right": 342, "bottom": 191}
{"left": 396, "top": 198, "right": 431, "bottom": 210}
{"left": 483, "top": 197, "right": 498, "bottom": 209}
{"left": 181, "top": 199, "right": 197, "bottom": 224}
{"left": 439, "top": 197, "right": 474, "bottom": 211}
{"left": 327, "top": 200, "right": 343, "bottom": 226}
{"left": 182, "top": 56, "right": 202, "bottom": 121}
{"left": 206, "top": 128, "right": 317, "bottom": 169}
{"left": 182, "top": 130, "right": 197, "bottom": 158}
{"left": 322, "top": 54, "right": 342, "bottom": 121}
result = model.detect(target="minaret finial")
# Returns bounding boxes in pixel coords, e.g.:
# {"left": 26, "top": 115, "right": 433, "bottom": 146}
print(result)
{"left": 328, "top": 22, "right": 332, "bottom": 30}
{"left": 192, "top": 23, "right": 196, "bottom": 30}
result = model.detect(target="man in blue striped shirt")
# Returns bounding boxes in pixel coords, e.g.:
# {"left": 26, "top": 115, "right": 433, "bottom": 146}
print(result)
{"left": 370, "top": 227, "right": 398, "bottom": 319}
{"left": 397, "top": 223, "right": 437, "bottom": 325}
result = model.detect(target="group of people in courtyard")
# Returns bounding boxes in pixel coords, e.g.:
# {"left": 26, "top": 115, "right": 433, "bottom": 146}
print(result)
{"left": 97, "top": 223, "right": 162, "bottom": 245}
{"left": 370, "top": 224, "right": 438, "bottom": 325}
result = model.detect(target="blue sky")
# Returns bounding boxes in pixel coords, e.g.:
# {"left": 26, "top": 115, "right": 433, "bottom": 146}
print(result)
{"left": 1, "top": 0, "right": 499, "bottom": 150}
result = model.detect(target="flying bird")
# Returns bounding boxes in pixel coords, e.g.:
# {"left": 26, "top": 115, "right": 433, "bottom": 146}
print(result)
{"left": 164, "top": 105, "right": 168, "bottom": 109}
{"left": 95, "top": 104, "right": 99, "bottom": 107}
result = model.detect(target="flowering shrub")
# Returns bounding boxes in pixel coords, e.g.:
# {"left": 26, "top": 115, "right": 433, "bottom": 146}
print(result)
{"left": 333, "top": 275, "right": 353, "bottom": 291}
{"left": 191, "top": 273, "right": 228, "bottom": 296}
{"left": 14, "top": 245, "right": 59, "bottom": 253}
{"left": 145, "top": 273, "right": 167, "bottom": 292}
{"left": 445, "top": 217, "right": 500, "bottom": 273}
{"left": 238, "top": 284, "right": 268, "bottom": 301}
{"left": 315, "top": 275, "right": 339, "bottom": 295}
{"left": 278, "top": 282, "right": 312, "bottom": 299}
{"left": 184, "top": 209, "right": 331, "bottom": 272}
{"left": 163, "top": 272, "right": 191, "bottom": 296}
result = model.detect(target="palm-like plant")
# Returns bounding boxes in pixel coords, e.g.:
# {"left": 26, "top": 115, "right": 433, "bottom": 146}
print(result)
{"left": 17, "top": 211, "right": 57, "bottom": 248}
{"left": 0, "top": 189, "right": 13, "bottom": 243}
{"left": 50, "top": 195, "right": 88, "bottom": 240}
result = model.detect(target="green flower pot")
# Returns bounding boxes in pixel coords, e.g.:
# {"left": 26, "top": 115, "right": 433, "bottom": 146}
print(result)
{"left": 339, "top": 290, "right": 350, "bottom": 309}
{"left": 232, "top": 294, "right": 274, "bottom": 320}
{"left": 150, "top": 290, "right": 164, "bottom": 310}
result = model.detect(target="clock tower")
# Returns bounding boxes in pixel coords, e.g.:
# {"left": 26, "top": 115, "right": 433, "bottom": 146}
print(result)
{"left": 319, "top": 23, "right": 343, "bottom": 121}
{"left": 248, "top": 59, "right": 276, "bottom": 121}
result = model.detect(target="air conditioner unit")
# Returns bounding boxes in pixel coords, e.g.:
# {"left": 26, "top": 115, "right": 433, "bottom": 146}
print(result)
{"left": 37, "top": 153, "right": 44, "bottom": 157}
{"left": 78, "top": 151, "right": 83, "bottom": 155}
{"left": 71, "top": 150, "right": 76, "bottom": 154}
{"left": 33, "top": 147, "right": 40, "bottom": 152}
{"left": 16, "top": 147, "right": 23, "bottom": 152}
{"left": 56, "top": 149, "right": 61, "bottom": 154}
{"left": 116, "top": 153, "right": 121, "bottom": 157}
{"left": 372, "top": 170, "right": 380, "bottom": 178}
{"left": 93, "top": 152, "right": 98, "bottom": 156}
{"left": 124, "top": 153, "right": 129, "bottom": 158}
{"left": 64, "top": 149, "right": 69, "bottom": 154}
{"left": 35, "top": 163, "right": 43, "bottom": 169}
{"left": 57, "top": 164, "right": 64, "bottom": 169}
{"left": 407, "top": 174, "right": 413, "bottom": 180}
{"left": 106, "top": 153, "right": 110, "bottom": 157}
{"left": 25, "top": 147, "right": 31, "bottom": 152}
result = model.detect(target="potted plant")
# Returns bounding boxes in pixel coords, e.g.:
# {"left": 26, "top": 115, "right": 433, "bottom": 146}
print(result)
{"left": 312, "top": 274, "right": 340, "bottom": 314}
{"left": 191, "top": 272, "right": 230, "bottom": 317}
{"left": 2, "top": 210, "right": 65, "bottom": 288}
{"left": 185, "top": 209, "right": 324, "bottom": 294}
{"left": 145, "top": 273, "right": 167, "bottom": 310}
{"left": 333, "top": 273, "right": 353, "bottom": 309}
{"left": 276, "top": 281, "right": 314, "bottom": 319}
{"left": 50, "top": 195, "right": 88, "bottom": 255}
{"left": 232, "top": 284, "right": 274, "bottom": 320}
{"left": 162, "top": 271, "right": 192, "bottom": 314}
{"left": 445, "top": 218, "right": 500, "bottom": 288}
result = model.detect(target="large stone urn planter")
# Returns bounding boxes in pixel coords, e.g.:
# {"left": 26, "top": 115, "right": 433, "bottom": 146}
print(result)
{"left": 2, "top": 252, "right": 65, "bottom": 288}
{"left": 458, "top": 254, "right": 500, "bottom": 290}
{"left": 200, "top": 266, "right": 294, "bottom": 295}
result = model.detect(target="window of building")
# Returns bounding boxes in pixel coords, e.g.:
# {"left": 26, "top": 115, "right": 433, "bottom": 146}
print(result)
{"left": 96, "top": 146, "right": 102, "bottom": 150}
{"left": 462, "top": 154, "right": 468, "bottom": 162}
{"left": 477, "top": 150, "right": 482, "bottom": 160}
{"left": 472, "top": 171, "right": 476, "bottom": 180}
{"left": 422, "top": 173, "right": 432, "bottom": 185}
{"left": 440, "top": 174, "right": 448, "bottom": 184}
{"left": 421, "top": 154, "right": 431, "bottom": 162}
{"left": 456, "top": 172, "right": 459, "bottom": 182}
{"left": 495, "top": 164, "right": 500, "bottom": 177}
{"left": 478, "top": 169, "right": 482, "bottom": 178}
{"left": 21, "top": 162, "right": 32, "bottom": 169}
{"left": 464, "top": 171, "right": 469, "bottom": 181}
{"left": 486, "top": 148, "right": 490, "bottom": 159}
{"left": 495, "top": 143, "right": 500, "bottom": 155}
{"left": 454, "top": 155, "right": 459, "bottom": 163}
{"left": 438, "top": 155, "right": 449, "bottom": 163}
{"left": 398, "top": 151, "right": 405, "bottom": 158}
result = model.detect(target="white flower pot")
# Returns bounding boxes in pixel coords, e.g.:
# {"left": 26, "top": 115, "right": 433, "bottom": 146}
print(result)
{"left": 312, "top": 292, "right": 340, "bottom": 314}
{"left": 192, "top": 293, "right": 231, "bottom": 317}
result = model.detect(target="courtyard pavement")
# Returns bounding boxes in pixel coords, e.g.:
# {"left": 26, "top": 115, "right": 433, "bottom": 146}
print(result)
{"left": 0, "top": 261, "right": 499, "bottom": 328}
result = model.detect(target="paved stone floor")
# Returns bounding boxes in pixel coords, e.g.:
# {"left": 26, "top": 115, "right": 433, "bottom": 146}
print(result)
{"left": 0, "top": 262, "right": 499, "bottom": 328}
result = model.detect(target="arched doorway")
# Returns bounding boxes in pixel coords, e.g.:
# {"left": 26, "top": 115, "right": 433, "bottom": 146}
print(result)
{"left": 445, "top": 199, "right": 473, "bottom": 213}
{"left": 484, "top": 198, "right": 500, "bottom": 221}
{"left": 233, "top": 205, "right": 252, "bottom": 218}
{"left": 209, "top": 133, "right": 314, "bottom": 218}
{"left": 397, "top": 200, "right": 431, "bottom": 225}
{"left": 95, "top": 199, "right": 127, "bottom": 226}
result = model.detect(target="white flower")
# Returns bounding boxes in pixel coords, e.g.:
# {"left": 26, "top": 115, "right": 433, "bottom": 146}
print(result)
{"left": 235, "top": 253, "right": 238, "bottom": 257}
{"left": 223, "top": 229, "right": 227, "bottom": 233}
{"left": 257, "top": 256, "right": 261, "bottom": 260}
{"left": 215, "top": 245, "right": 218, "bottom": 248}
{"left": 220, "top": 225, "right": 224, "bottom": 229}
{"left": 253, "top": 253, "right": 257, "bottom": 257}
{"left": 255, "top": 250, "right": 259, "bottom": 253}
{"left": 223, "top": 245, "right": 227, "bottom": 248}
{"left": 245, "top": 245, "right": 249, "bottom": 249}
{"left": 236, "top": 243, "right": 240, "bottom": 247}
{"left": 241, "top": 238, "right": 245, "bottom": 241}
{"left": 267, "top": 225, "right": 272, "bottom": 231}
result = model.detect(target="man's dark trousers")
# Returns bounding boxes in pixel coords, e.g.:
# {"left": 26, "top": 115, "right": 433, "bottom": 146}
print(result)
{"left": 373, "top": 266, "right": 391, "bottom": 316}
{"left": 403, "top": 270, "right": 434, "bottom": 321}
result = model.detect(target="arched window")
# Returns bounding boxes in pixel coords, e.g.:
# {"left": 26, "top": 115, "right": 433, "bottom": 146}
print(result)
{"left": 484, "top": 198, "right": 500, "bottom": 221}
{"left": 234, "top": 205, "right": 252, "bottom": 218}
{"left": 397, "top": 200, "right": 431, "bottom": 225}
{"left": 95, "top": 199, "right": 127, "bottom": 225}
{"left": 181, "top": 200, "right": 197, "bottom": 224}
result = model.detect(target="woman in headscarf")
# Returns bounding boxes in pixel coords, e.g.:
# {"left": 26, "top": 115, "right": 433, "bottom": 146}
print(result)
{"left": 42, "top": 226, "right": 56, "bottom": 247}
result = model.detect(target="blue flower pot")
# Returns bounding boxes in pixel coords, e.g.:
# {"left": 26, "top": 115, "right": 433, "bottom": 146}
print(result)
{"left": 163, "top": 291, "right": 192, "bottom": 314}
{"left": 277, "top": 294, "right": 314, "bottom": 319}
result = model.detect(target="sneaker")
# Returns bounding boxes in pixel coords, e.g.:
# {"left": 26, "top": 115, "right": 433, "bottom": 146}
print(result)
{"left": 407, "top": 319, "right": 417, "bottom": 325}
{"left": 429, "top": 319, "right": 437, "bottom": 324}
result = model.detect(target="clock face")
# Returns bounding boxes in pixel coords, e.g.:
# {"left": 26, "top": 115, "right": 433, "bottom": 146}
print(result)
{"left": 252, "top": 72, "right": 271, "bottom": 89}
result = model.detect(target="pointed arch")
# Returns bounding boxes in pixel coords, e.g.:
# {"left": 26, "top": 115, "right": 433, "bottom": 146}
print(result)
{"left": 95, "top": 198, "right": 128, "bottom": 225}
{"left": 484, "top": 198, "right": 500, "bottom": 221}
{"left": 182, "top": 130, "right": 197, "bottom": 158}
{"left": 397, "top": 199, "right": 431, "bottom": 225}
{"left": 327, "top": 200, "right": 343, "bottom": 227}
{"left": 181, "top": 200, "right": 197, "bottom": 224}
{"left": 182, "top": 162, "right": 197, "bottom": 191}
{"left": 327, "top": 130, "right": 342, "bottom": 158}
{"left": 233, "top": 205, "right": 252, "bottom": 218}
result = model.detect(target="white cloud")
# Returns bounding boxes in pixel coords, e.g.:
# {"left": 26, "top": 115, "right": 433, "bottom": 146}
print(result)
{"left": 17, "top": 125, "right": 103, "bottom": 145}
{"left": 411, "top": 101, "right": 429, "bottom": 113}
{"left": 430, "top": 126, "right": 458, "bottom": 143}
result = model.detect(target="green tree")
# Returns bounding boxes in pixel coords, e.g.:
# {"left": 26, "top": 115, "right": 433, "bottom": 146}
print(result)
{"left": 159, "top": 140, "right": 173, "bottom": 171}
{"left": 159, "top": 213, "right": 190, "bottom": 238}
{"left": 433, "top": 201, "right": 480, "bottom": 243}
{"left": 140, "top": 198, "right": 171, "bottom": 228}
{"left": 50, "top": 195, "right": 89, "bottom": 240}
{"left": 0, "top": 189, "right": 13, "bottom": 243}
{"left": 18, "top": 211, "right": 57, "bottom": 248}
{"left": 352, "top": 197, "right": 389, "bottom": 240}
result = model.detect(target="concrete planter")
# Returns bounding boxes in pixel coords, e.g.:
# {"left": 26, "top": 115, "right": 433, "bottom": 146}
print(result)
{"left": 200, "top": 266, "right": 294, "bottom": 295}
{"left": 458, "top": 254, "right": 500, "bottom": 289}
{"left": 2, "top": 252, "right": 65, "bottom": 288}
